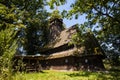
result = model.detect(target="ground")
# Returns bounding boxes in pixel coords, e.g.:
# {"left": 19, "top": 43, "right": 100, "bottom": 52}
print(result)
{"left": 13, "top": 68, "right": 120, "bottom": 80}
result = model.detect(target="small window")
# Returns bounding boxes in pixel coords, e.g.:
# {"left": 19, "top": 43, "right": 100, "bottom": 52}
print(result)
{"left": 65, "top": 59, "right": 68, "bottom": 63}
{"left": 85, "top": 59, "right": 88, "bottom": 63}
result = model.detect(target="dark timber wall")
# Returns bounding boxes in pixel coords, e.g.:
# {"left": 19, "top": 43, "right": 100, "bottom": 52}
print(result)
{"left": 40, "top": 56, "right": 76, "bottom": 70}
{"left": 39, "top": 55, "right": 105, "bottom": 71}
{"left": 75, "top": 55, "right": 105, "bottom": 70}
{"left": 13, "top": 55, "right": 105, "bottom": 71}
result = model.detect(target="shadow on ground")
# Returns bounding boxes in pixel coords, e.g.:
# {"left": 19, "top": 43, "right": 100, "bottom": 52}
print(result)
{"left": 66, "top": 69, "right": 120, "bottom": 80}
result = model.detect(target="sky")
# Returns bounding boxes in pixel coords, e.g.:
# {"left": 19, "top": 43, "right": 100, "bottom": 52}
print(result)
{"left": 45, "top": 0, "right": 87, "bottom": 28}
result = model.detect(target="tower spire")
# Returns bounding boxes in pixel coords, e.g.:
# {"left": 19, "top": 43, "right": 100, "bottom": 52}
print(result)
{"left": 48, "top": 6, "right": 64, "bottom": 42}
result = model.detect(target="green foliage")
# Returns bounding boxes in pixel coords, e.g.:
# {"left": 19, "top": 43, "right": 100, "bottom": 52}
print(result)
{"left": 49, "top": 10, "right": 62, "bottom": 21}
{"left": 0, "top": 3, "right": 22, "bottom": 55}
{"left": 0, "top": 29, "right": 18, "bottom": 80}
{"left": 69, "top": 24, "right": 92, "bottom": 48}
{"left": 9, "top": 0, "right": 49, "bottom": 55}
{"left": 0, "top": 0, "right": 49, "bottom": 79}
{"left": 23, "top": 11, "right": 49, "bottom": 55}
{"left": 48, "top": 0, "right": 66, "bottom": 9}
{"left": 0, "top": 0, "right": 49, "bottom": 54}
{"left": 0, "top": 2, "right": 23, "bottom": 79}
{"left": 0, "top": 49, "right": 16, "bottom": 80}
{"left": 69, "top": 24, "right": 85, "bottom": 47}
{"left": 0, "top": 0, "right": 49, "bottom": 55}
{"left": 64, "top": 0, "right": 120, "bottom": 36}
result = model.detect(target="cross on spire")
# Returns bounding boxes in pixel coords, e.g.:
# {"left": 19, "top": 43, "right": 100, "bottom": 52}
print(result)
{"left": 55, "top": 5, "right": 58, "bottom": 10}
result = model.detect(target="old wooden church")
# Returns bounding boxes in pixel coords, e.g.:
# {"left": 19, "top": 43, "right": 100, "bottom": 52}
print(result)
{"left": 14, "top": 13, "right": 106, "bottom": 71}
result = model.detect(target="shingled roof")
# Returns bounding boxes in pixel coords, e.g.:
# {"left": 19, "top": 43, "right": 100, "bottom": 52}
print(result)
{"left": 15, "top": 47, "right": 85, "bottom": 60}
{"left": 38, "top": 24, "right": 105, "bottom": 56}
{"left": 39, "top": 25, "right": 78, "bottom": 52}
{"left": 48, "top": 25, "right": 77, "bottom": 47}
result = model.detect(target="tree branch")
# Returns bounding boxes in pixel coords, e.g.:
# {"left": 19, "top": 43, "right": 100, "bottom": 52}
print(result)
{"left": 93, "top": 7, "right": 120, "bottom": 24}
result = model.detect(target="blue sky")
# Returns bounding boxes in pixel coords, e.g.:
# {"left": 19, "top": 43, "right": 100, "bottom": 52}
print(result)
{"left": 45, "top": 0, "right": 87, "bottom": 28}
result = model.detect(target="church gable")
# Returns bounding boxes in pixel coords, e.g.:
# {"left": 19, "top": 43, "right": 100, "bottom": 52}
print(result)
{"left": 39, "top": 19, "right": 105, "bottom": 57}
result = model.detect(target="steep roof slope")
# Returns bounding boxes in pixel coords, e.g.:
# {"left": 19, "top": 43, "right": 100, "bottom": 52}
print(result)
{"left": 38, "top": 25, "right": 105, "bottom": 57}
{"left": 46, "top": 25, "right": 77, "bottom": 48}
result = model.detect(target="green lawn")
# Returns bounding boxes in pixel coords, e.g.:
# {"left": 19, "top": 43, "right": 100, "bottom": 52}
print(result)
{"left": 13, "top": 69, "right": 120, "bottom": 80}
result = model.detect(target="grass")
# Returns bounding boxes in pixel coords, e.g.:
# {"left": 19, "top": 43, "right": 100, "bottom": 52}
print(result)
{"left": 10, "top": 60, "right": 120, "bottom": 80}
{"left": 12, "top": 69, "right": 120, "bottom": 80}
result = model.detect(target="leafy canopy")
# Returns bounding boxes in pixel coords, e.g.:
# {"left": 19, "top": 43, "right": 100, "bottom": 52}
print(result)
{"left": 49, "top": 10, "right": 62, "bottom": 21}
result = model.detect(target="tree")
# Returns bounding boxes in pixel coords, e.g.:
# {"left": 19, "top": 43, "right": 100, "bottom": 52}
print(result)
{"left": 0, "top": 0, "right": 49, "bottom": 79}
{"left": 49, "top": 0, "right": 120, "bottom": 35}
{"left": 0, "top": 1, "right": 25, "bottom": 57}
{"left": 5, "top": 0, "right": 49, "bottom": 55}
{"left": 0, "top": 2, "right": 25, "bottom": 79}
{"left": 23, "top": 15, "right": 49, "bottom": 55}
